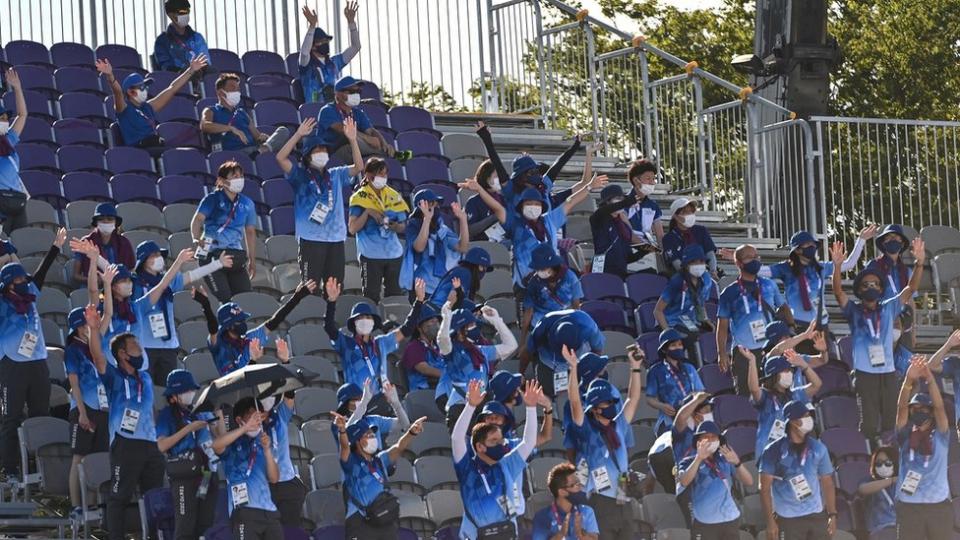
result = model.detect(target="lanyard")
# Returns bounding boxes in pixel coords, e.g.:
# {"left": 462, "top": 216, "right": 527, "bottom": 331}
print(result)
{"left": 245, "top": 442, "right": 258, "bottom": 477}
{"left": 366, "top": 456, "right": 386, "bottom": 484}
{"left": 226, "top": 108, "right": 243, "bottom": 127}
{"left": 737, "top": 278, "right": 762, "bottom": 315}
{"left": 355, "top": 336, "right": 379, "bottom": 377}
{"left": 704, "top": 457, "right": 726, "bottom": 479}
{"left": 131, "top": 105, "right": 156, "bottom": 129}
{"left": 550, "top": 503, "right": 568, "bottom": 531}
{"left": 864, "top": 308, "right": 881, "bottom": 341}
{"left": 664, "top": 363, "right": 687, "bottom": 395}
{"left": 421, "top": 338, "right": 440, "bottom": 358}
{"left": 216, "top": 193, "right": 241, "bottom": 234}
{"left": 309, "top": 169, "right": 334, "bottom": 204}
{"left": 908, "top": 448, "right": 932, "bottom": 468}
{"left": 167, "top": 29, "right": 194, "bottom": 53}
{"left": 123, "top": 376, "right": 143, "bottom": 403}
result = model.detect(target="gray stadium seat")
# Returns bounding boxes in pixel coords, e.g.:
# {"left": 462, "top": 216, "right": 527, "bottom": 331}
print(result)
{"left": 304, "top": 488, "right": 345, "bottom": 527}
{"left": 41, "top": 318, "right": 63, "bottom": 347}
{"left": 69, "top": 287, "right": 91, "bottom": 310}
{"left": 294, "top": 387, "right": 339, "bottom": 421}
{"left": 403, "top": 389, "right": 445, "bottom": 424}
{"left": 472, "top": 241, "right": 511, "bottom": 270}
{"left": 265, "top": 234, "right": 299, "bottom": 265}
{"left": 287, "top": 355, "right": 340, "bottom": 389}
{"left": 289, "top": 324, "right": 334, "bottom": 355}
{"left": 65, "top": 200, "right": 99, "bottom": 230}
{"left": 478, "top": 270, "right": 514, "bottom": 301}
{"left": 123, "top": 230, "right": 167, "bottom": 252}
{"left": 527, "top": 456, "right": 566, "bottom": 493}
{"left": 172, "top": 289, "right": 206, "bottom": 323}
{"left": 17, "top": 416, "right": 70, "bottom": 498}
{"left": 299, "top": 419, "right": 340, "bottom": 456}
{"left": 272, "top": 262, "right": 303, "bottom": 294}
{"left": 425, "top": 488, "right": 464, "bottom": 529}
{"left": 523, "top": 490, "right": 554, "bottom": 521}
{"left": 343, "top": 265, "right": 363, "bottom": 294}
{"left": 25, "top": 199, "right": 60, "bottom": 231}
{"left": 449, "top": 157, "right": 484, "bottom": 183}
{"left": 117, "top": 202, "right": 168, "bottom": 234}
{"left": 285, "top": 291, "right": 326, "bottom": 326}
{"left": 334, "top": 295, "right": 371, "bottom": 326}
{"left": 231, "top": 291, "right": 280, "bottom": 322}
{"left": 602, "top": 330, "right": 638, "bottom": 360}
{"left": 79, "top": 451, "right": 112, "bottom": 537}
{"left": 10, "top": 227, "right": 54, "bottom": 257}
{"left": 740, "top": 493, "right": 765, "bottom": 529}
{"left": 414, "top": 455, "right": 459, "bottom": 490}
{"left": 37, "top": 287, "right": 70, "bottom": 325}
{"left": 484, "top": 297, "right": 519, "bottom": 326}
{"left": 441, "top": 133, "right": 487, "bottom": 161}
{"left": 641, "top": 493, "right": 686, "bottom": 529}
{"left": 921, "top": 225, "right": 960, "bottom": 256}
{"left": 184, "top": 352, "right": 218, "bottom": 384}
{"left": 656, "top": 529, "right": 691, "bottom": 540}
{"left": 178, "top": 320, "right": 212, "bottom": 354}
{"left": 45, "top": 347, "right": 66, "bottom": 383}
{"left": 162, "top": 203, "right": 198, "bottom": 233}
{"left": 404, "top": 422, "right": 452, "bottom": 458}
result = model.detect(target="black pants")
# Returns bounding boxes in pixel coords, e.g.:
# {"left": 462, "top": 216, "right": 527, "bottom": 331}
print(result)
{"left": 134, "top": 135, "right": 167, "bottom": 158}
{"left": 732, "top": 347, "right": 764, "bottom": 396}
{"left": 0, "top": 358, "right": 50, "bottom": 473}
{"left": 896, "top": 500, "right": 954, "bottom": 540}
{"left": 202, "top": 249, "right": 252, "bottom": 303}
{"left": 231, "top": 506, "right": 283, "bottom": 540}
{"left": 146, "top": 348, "right": 179, "bottom": 388}
{"left": 107, "top": 437, "right": 166, "bottom": 540}
{"left": 345, "top": 511, "right": 398, "bottom": 540}
{"left": 170, "top": 472, "right": 219, "bottom": 540}
{"left": 534, "top": 362, "right": 565, "bottom": 399}
{"left": 360, "top": 255, "right": 403, "bottom": 303}
{"left": 589, "top": 493, "right": 636, "bottom": 540}
{"left": 299, "top": 239, "right": 345, "bottom": 295}
{"left": 855, "top": 370, "right": 898, "bottom": 440}
{"left": 0, "top": 189, "right": 27, "bottom": 235}
{"left": 366, "top": 393, "right": 394, "bottom": 417}
{"left": 776, "top": 511, "right": 829, "bottom": 540}
{"left": 692, "top": 518, "right": 740, "bottom": 540}
{"left": 69, "top": 408, "right": 109, "bottom": 455}
{"left": 648, "top": 446, "right": 676, "bottom": 493}
{"left": 269, "top": 477, "right": 307, "bottom": 528}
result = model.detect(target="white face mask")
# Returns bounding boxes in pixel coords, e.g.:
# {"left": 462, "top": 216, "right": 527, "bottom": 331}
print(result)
{"left": 178, "top": 391, "right": 196, "bottom": 406}
{"left": 116, "top": 281, "right": 133, "bottom": 298}
{"left": 149, "top": 256, "right": 165, "bottom": 273}
{"left": 536, "top": 269, "right": 553, "bottom": 279}
{"left": 355, "top": 318, "right": 375, "bottom": 336}
{"left": 778, "top": 371, "right": 794, "bottom": 389}
{"left": 362, "top": 437, "right": 379, "bottom": 454}
{"left": 892, "top": 329, "right": 902, "bottom": 342}
{"left": 176, "top": 13, "right": 190, "bottom": 26}
{"left": 224, "top": 91, "right": 241, "bottom": 108}
{"left": 797, "top": 416, "right": 814, "bottom": 434}
{"left": 522, "top": 205, "right": 543, "bottom": 220}
{"left": 700, "top": 412, "right": 714, "bottom": 424}
{"left": 0, "top": 122, "right": 9, "bottom": 136}
{"left": 134, "top": 89, "right": 148, "bottom": 104}
{"left": 98, "top": 222, "right": 116, "bottom": 235}
{"left": 228, "top": 177, "right": 245, "bottom": 194}
{"left": 639, "top": 183, "right": 655, "bottom": 196}
{"left": 345, "top": 93, "right": 361, "bottom": 107}
{"left": 489, "top": 175, "right": 501, "bottom": 192}
{"left": 372, "top": 176, "right": 388, "bottom": 190}
{"left": 260, "top": 396, "right": 276, "bottom": 411}
{"left": 681, "top": 213, "right": 697, "bottom": 227}
{"left": 876, "top": 464, "right": 894, "bottom": 478}
{"left": 688, "top": 264, "right": 707, "bottom": 278}
{"left": 705, "top": 440, "right": 720, "bottom": 454}
{"left": 310, "top": 152, "right": 329, "bottom": 170}
{"left": 246, "top": 427, "right": 262, "bottom": 438}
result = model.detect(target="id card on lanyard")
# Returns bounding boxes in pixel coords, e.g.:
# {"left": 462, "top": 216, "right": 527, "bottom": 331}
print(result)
{"left": 17, "top": 309, "right": 41, "bottom": 358}
{"left": 864, "top": 310, "right": 886, "bottom": 367}
{"left": 217, "top": 195, "right": 241, "bottom": 235}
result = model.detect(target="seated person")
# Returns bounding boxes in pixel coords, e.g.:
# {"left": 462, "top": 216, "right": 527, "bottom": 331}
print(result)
{"left": 662, "top": 197, "right": 730, "bottom": 279}
{"left": 313, "top": 76, "right": 397, "bottom": 162}
{"left": 297, "top": 3, "right": 360, "bottom": 104}
{"left": 153, "top": 0, "right": 209, "bottom": 73}
{"left": 200, "top": 73, "right": 288, "bottom": 155}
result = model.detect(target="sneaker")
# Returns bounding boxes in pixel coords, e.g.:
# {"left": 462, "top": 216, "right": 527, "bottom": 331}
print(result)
{"left": 395, "top": 150, "right": 414, "bottom": 164}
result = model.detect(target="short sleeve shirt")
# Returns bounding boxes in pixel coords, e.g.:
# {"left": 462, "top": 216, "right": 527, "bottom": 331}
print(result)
{"left": 196, "top": 190, "right": 257, "bottom": 251}
{"left": 0, "top": 130, "right": 24, "bottom": 192}
{"left": 285, "top": 164, "right": 351, "bottom": 243}
{"left": 717, "top": 277, "right": 785, "bottom": 350}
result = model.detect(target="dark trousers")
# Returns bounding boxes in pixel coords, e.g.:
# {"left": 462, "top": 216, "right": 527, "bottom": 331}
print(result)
{"left": 674, "top": 326, "right": 706, "bottom": 366}
{"left": 0, "top": 189, "right": 27, "bottom": 235}
{"left": 896, "top": 500, "right": 954, "bottom": 540}
{"left": 345, "top": 511, "right": 398, "bottom": 540}
{"left": 732, "top": 347, "right": 764, "bottom": 396}
{"left": 134, "top": 135, "right": 167, "bottom": 158}
{"left": 299, "top": 239, "right": 345, "bottom": 294}
{"left": 107, "top": 437, "right": 166, "bottom": 540}
{"left": 202, "top": 249, "right": 252, "bottom": 302}
{"left": 648, "top": 446, "right": 676, "bottom": 493}
{"left": 269, "top": 477, "right": 307, "bottom": 528}
{"left": 855, "top": 370, "right": 898, "bottom": 440}
{"left": 692, "top": 518, "right": 740, "bottom": 540}
{"left": 366, "top": 393, "right": 394, "bottom": 417}
{"left": 589, "top": 493, "right": 636, "bottom": 540}
{"left": 777, "top": 511, "right": 829, "bottom": 540}
{"left": 0, "top": 358, "right": 50, "bottom": 473}
{"left": 170, "top": 473, "right": 219, "bottom": 540}
{"left": 360, "top": 255, "right": 403, "bottom": 302}
{"left": 231, "top": 506, "right": 283, "bottom": 540}
{"left": 146, "top": 348, "right": 179, "bottom": 388}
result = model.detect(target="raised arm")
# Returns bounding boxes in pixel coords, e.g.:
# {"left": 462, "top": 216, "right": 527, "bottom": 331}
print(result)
{"left": 387, "top": 416, "right": 426, "bottom": 464}
{"left": 260, "top": 430, "right": 280, "bottom": 483}
{"left": 545, "top": 134, "right": 582, "bottom": 182}
{"left": 452, "top": 380, "right": 485, "bottom": 462}
{"left": 343, "top": 116, "right": 364, "bottom": 176}
{"left": 829, "top": 241, "right": 848, "bottom": 309}
{"left": 899, "top": 237, "right": 925, "bottom": 305}
{"left": 437, "top": 300, "right": 454, "bottom": 355}
{"left": 192, "top": 287, "right": 219, "bottom": 344}
{"left": 98, "top": 266, "right": 117, "bottom": 336}
{"left": 564, "top": 346, "right": 585, "bottom": 426}
{"left": 212, "top": 413, "right": 261, "bottom": 455}
{"left": 150, "top": 54, "right": 208, "bottom": 111}
{"left": 340, "top": 1, "right": 361, "bottom": 63}
{"left": 675, "top": 391, "right": 710, "bottom": 429}
{"left": 33, "top": 228, "right": 65, "bottom": 290}
{"left": 621, "top": 345, "right": 645, "bottom": 423}
{"left": 298, "top": 6, "right": 319, "bottom": 67}
{"left": 475, "top": 122, "right": 509, "bottom": 185}
{"left": 450, "top": 203, "right": 470, "bottom": 254}
{"left": 920, "top": 360, "right": 949, "bottom": 432}
{"left": 82, "top": 305, "right": 108, "bottom": 375}
{"left": 384, "top": 382, "right": 412, "bottom": 431}
{"left": 264, "top": 280, "right": 317, "bottom": 332}
{"left": 457, "top": 177, "right": 506, "bottom": 224}
{"left": 563, "top": 175, "right": 608, "bottom": 216}
{"left": 183, "top": 251, "right": 233, "bottom": 285}
{"left": 839, "top": 224, "right": 877, "bottom": 272}
{"left": 896, "top": 359, "right": 923, "bottom": 430}
{"left": 926, "top": 330, "right": 960, "bottom": 373}
{"left": 785, "top": 349, "right": 822, "bottom": 398}
{"left": 516, "top": 380, "right": 541, "bottom": 461}
{"left": 412, "top": 203, "right": 434, "bottom": 253}
{"left": 157, "top": 418, "right": 207, "bottom": 453}
{"left": 743, "top": 346, "right": 762, "bottom": 402}
{"left": 95, "top": 59, "right": 125, "bottom": 113}
{"left": 146, "top": 249, "right": 193, "bottom": 306}
{"left": 481, "top": 306, "right": 517, "bottom": 359}
{"left": 322, "top": 278, "right": 341, "bottom": 341}
{"left": 5, "top": 68, "right": 27, "bottom": 135}
{"left": 278, "top": 117, "right": 316, "bottom": 175}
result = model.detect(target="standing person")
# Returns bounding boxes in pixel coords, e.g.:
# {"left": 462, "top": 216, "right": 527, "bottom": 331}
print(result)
{"left": 519, "top": 242, "right": 583, "bottom": 337}
{"left": 653, "top": 245, "right": 716, "bottom": 364}
{"left": 332, "top": 378, "right": 411, "bottom": 449}
{"left": 212, "top": 398, "right": 282, "bottom": 540}
{"left": 747, "top": 349, "right": 822, "bottom": 462}
{"left": 717, "top": 244, "right": 792, "bottom": 396}
{"left": 156, "top": 369, "right": 223, "bottom": 540}
{"left": 893, "top": 360, "right": 954, "bottom": 540}
{"left": 676, "top": 421, "right": 753, "bottom": 540}
{"left": 453, "top": 380, "right": 541, "bottom": 540}
{"left": 531, "top": 462, "right": 600, "bottom": 540}
{"left": 520, "top": 309, "right": 604, "bottom": 398}
{"left": 830, "top": 238, "right": 925, "bottom": 442}
{"left": 429, "top": 246, "right": 493, "bottom": 307}
{"left": 96, "top": 53, "right": 208, "bottom": 154}
{"left": 298, "top": 2, "right": 361, "bottom": 105}
{"left": 399, "top": 303, "right": 445, "bottom": 392}
{"left": 590, "top": 184, "right": 648, "bottom": 277}
{"left": 313, "top": 76, "right": 397, "bottom": 161}
{"left": 461, "top": 160, "right": 509, "bottom": 243}
{"left": 662, "top": 198, "right": 728, "bottom": 277}
{"left": 400, "top": 188, "right": 469, "bottom": 297}
{"left": 625, "top": 159, "right": 664, "bottom": 245}
{"left": 0, "top": 68, "right": 29, "bottom": 235}
{"left": 348, "top": 157, "right": 410, "bottom": 302}
{"left": 858, "top": 446, "right": 899, "bottom": 540}
{"left": 645, "top": 329, "right": 705, "bottom": 435}
{"left": 153, "top": 0, "right": 209, "bottom": 73}
{"left": 758, "top": 400, "right": 837, "bottom": 540}
{"left": 71, "top": 203, "right": 135, "bottom": 284}
{"left": 866, "top": 225, "right": 914, "bottom": 302}
{"left": 277, "top": 117, "right": 363, "bottom": 291}
{"left": 0, "top": 228, "right": 65, "bottom": 476}
{"left": 200, "top": 73, "right": 273, "bottom": 155}
{"left": 190, "top": 161, "right": 258, "bottom": 302}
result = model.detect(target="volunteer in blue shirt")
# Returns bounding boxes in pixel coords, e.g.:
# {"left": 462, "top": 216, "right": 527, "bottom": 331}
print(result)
{"left": 717, "top": 243, "right": 792, "bottom": 396}
{"left": 858, "top": 446, "right": 899, "bottom": 540}
{"left": 400, "top": 301, "right": 446, "bottom": 392}
{"left": 924, "top": 329, "right": 960, "bottom": 437}
{"left": 71, "top": 203, "right": 135, "bottom": 284}
{"left": 564, "top": 345, "right": 644, "bottom": 540}
{"left": 531, "top": 462, "right": 600, "bottom": 540}
{"left": 156, "top": 369, "right": 224, "bottom": 540}
{"left": 200, "top": 73, "right": 271, "bottom": 155}
{"left": 400, "top": 188, "right": 469, "bottom": 296}
{"left": 348, "top": 157, "right": 410, "bottom": 302}
{"left": 323, "top": 277, "right": 422, "bottom": 415}
{"left": 190, "top": 160, "right": 258, "bottom": 301}
{"left": 487, "top": 371, "right": 523, "bottom": 423}
{"left": 645, "top": 329, "right": 705, "bottom": 435}
{"left": 590, "top": 184, "right": 650, "bottom": 277}
{"left": 560, "top": 355, "right": 624, "bottom": 463}
{"left": 747, "top": 350, "right": 821, "bottom": 461}
{"left": 277, "top": 117, "right": 364, "bottom": 291}
{"left": 893, "top": 361, "right": 952, "bottom": 540}
{"left": 625, "top": 159, "right": 664, "bottom": 244}
{"left": 212, "top": 397, "right": 282, "bottom": 540}
{"left": 654, "top": 244, "right": 716, "bottom": 364}
{"left": 453, "top": 379, "right": 540, "bottom": 540}
{"left": 153, "top": 0, "right": 209, "bottom": 72}
{"left": 520, "top": 242, "right": 583, "bottom": 339}
{"left": 82, "top": 307, "right": 165, "bottom": 540}
{"left": 462, "top": 160, "right": 509, "bottom": 243}
{"left": 478, "top": 393, "right": 554, "bottom": 451}
{"left": 676, "top": 421, "right": 753, "bottom": 540}
{"left": 314, "top": 76, "right": 397, "bottom": 162}
{"left": 0, "top": 68, "right": 28, "bottom": 235}
{"left": 298, "top": 3, "right": 361, "bottom": 105}
{"left": 758, "top": 400, "right": 837, "bottom": 540}
{"left": 96, "top": 53, "right": 207, "bottom": 154}
{"left": 831, "top": 238, "right": 925, "bottom": 441}
{"left": 654, "top": 391, "right": 714, "bottom": 528}
{"left": 521, "top": 309, "right": 604, "bottom": 398}
{"left": 333, "top": 410, "right": 425, "bottom": 540}
{"left": 0, "top": 227, "right": 63, "bottom": 475}
{"left": 662, "top": 197, "right": 728, "bottom": 276}
{"left": 333, "top": 378, "right": 410, "bottom": 449}
{"left": 866, "top": 225, "right": 914, "bottom": 302}
{"left": 430, "top": 247, "right": 492, "bottom": 307}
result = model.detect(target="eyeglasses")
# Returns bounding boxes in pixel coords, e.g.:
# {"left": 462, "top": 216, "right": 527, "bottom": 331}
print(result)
{"left": 860, "top": 281, "right": 882, "bottom": 290}
{"left": 876, "top": 460, "right": 894, "bottom": 467}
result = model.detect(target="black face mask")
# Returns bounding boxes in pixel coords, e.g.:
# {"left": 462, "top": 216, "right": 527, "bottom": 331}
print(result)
{"left": 126, "top": 354, "right": 144, "bottom": 370}
{"left": 231, "top": 322, "right": 248, "bottom": 336}
{"left": 314, "top": 43, "right": 330, "bottom": 55}
{"left": 567, "top": 491, "right": 588, "bottom": 506}
{"left": 12, "top": 282, "right": 30, "bottom": 295}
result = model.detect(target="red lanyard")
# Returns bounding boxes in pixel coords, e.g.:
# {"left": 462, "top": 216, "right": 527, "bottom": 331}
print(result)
{"left": 132, "top": 105, "right": 156, "bottom": 129}
{"left": 355, "top": 336, "right": 378, "bottom": 361}
{"left": 737, "top": 278, "right": 762, "bottom": 315}
{"left": 421, "top": 338, "right": 440, "bottom": 357}
{"left": 167, "top": 30, "right": 193, "bottom": 52}
{"left": 704, "top": 458, "right": 726, "bottom": 479}
{"left": 217, "top": 192, "right": 241, "bottom": 233}
{"left": 245, "top": 443, "right": 258, "bottom": 476}
{"left": 550, "top": 503, "right": 568, "bottom": 531}
{"left": 226, "top": 109, "right": 242, "bottom": 127}
{"left": 366, "top": 457, "right": 385, "bottom": 484}
{"left": 664, "top": 363, "right": 687, "bottom": 395}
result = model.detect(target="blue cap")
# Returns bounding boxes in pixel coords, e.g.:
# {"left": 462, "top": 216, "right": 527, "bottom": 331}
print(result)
{"left": 68, "top": 307, "right": 86, "bottom": 334}
{"left": 337, "top": 383, "right": 363, "bottom": 406}
{"left": 135, "top": 241, "right": 168, "bottom": 272}
{"left": 462, "top": 247, "right": 493, "bottom": 272}
{"left": 164, "top": 369, "right": 200, "bottom": 397}
{"left": 514, "top": 187, "right": 547, "bottom": 213}
{"left": 762, "top": 355, "right": 792, "bottom": 378}
{"left": 909, "top": 393, "right": 933, "bottom": 407}
{"left": 583, "top": 382, "right": 619, "bottom": 413}
{"left": 0, "top": 239, "right": 17, "bottom": 256}
{"left": 681, "top": 245, "right": 707, "bottom": 266}
{"left": 0, "top": 107, "right": 10, "bottom": 119}
{"left": 552, "top": 321, "right": 583, "bottom": 351}
{"left": 217, "top": 302, "right": 250, "bottom": 327}
{"left": 530, "top": 243, "right": 564, "bottom": 271}
{"left": 412, "top": 188, "right": 442, "bottom": 208}
{"left": 679, "top": 392, "right": 715, "bottom": 411}
{"left": 120, "top": 73, "right": 154, "bottom": 93}
{"left": 416, "top": 304, "right": 441, "bottom": 326}
{"left": 877, "top": 224, "right": 909, "bottom": 247}
{"left": 789, "top": 231, "right": 816, "bottom": 249}
{"left": 577, "top": 353, "right": 609, "bottom": 384}
{"left": 488, "top": 371, "right": 523, "bottom": 403}
{"left": 460, "top": 298, "right": 478, "bottom": 313}
{"left": 599, "top": 184, "right": 624, "bottom": 204}
{"left": 334, "top": 76, "right": 364, "bottom": 92}
{"left": 783, "top": 400, "right": 812, "bottom": 421}
{"left": 449, "top": 309, "right": 480, "bottom": 332}
{"left": 313, "top": 27, "right": 333, "bottom": 41}
{"left": 346, "top": 417, "right": 377, "bottom": 444}
{"left": 112, "top": 264, "right": 133, "bottom": 283}
{"left": 693, "top": 420, "right": 722, "bottom": 439}
{"left": 511, "top": 155, "right": 539, "bottom": 180}
{"left": 0, "top": 263, "right": 28, "bottom": 290}
{"left": 658, "top": 328, "right": 683, "bottom": 353}
{"left": 347, "top": 303, "right": 382, "bottom": 333}
{"left": 478, "top": 400, "right": 512, "bottom": 422}
{"left": 763, "top": 321, "right": 792, "bottom": 349}
{"left": 91, "top": 202, "right": 122, "bottom": 227}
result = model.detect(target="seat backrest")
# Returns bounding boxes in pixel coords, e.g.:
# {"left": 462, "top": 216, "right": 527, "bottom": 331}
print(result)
{"left": 442, "top": 133, "right": 487, "bottom": 161}
{"left": 79, "top": 451, "right": 112, "bottom": 492}
{"left": 20, "top": 417, "right": 70, "bottom": 453}
{"left": 414, "top": 455, "right": 457, "bottom": 489}
{"left": 303, "top": 488, "right": 346, "bottom": 527}
{"left": 425, "top": 488, "right": 464, "bottom": 525}
{"left": 51, "top": 42, "right": 96, "bottom": 68}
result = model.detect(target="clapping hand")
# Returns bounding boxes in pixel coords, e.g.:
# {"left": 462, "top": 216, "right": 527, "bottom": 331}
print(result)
{"left": 466, "top": 379, "right": 486, "bottom": 407}
{"left": 522, "top": 379, "right": 543, "bottom": 407}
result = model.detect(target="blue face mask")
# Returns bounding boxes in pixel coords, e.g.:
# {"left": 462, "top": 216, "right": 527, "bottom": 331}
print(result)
{"left": 567, "top": 491, "right": 588, "bottom": 506}
{"left": 599, "top": 404, "right": 619, "bottom": 420}
{"left": 12, "top": 282, "right": 30, "bottom": 296}
{"left": 666, "top": 349, "right": 686, "bottom": 362}
{"left": 859, "top": 288, "right": 882, "bottom": 301}
{"left": 484, "top": 442, "right": 509, "bottom": 461}
{"left": 882, "top": 240, "right": 903, "bottom": 255}
{"left": 126, "top": 354, "right": 144, "bottom": 370}
{"left": 800, "top": 245, "right": 818, "bottom": 260}
{"left": 911, "top": 411, "right": 931, "bottom": 427}
{"left": 231, "top": 322, "right": 248, "bottom": 336}
{"left": 743, "top": 259, "right": 762, "bottom": 275}
{"left": 467, "top": 325, "right": 483, "bottom": 342}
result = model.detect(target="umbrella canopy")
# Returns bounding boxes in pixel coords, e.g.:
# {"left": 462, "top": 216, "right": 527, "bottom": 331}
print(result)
{"left": 194, "top": 363, "right": 303, "bottom": 411}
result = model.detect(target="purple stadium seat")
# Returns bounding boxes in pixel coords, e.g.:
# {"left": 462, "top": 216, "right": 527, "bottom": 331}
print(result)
{"left": 255, "top": 153, "right": 286, "bottom": 183}
{"left": 254, "top": 100, "right": 299, "bottom": 129}
{"left": 54, "top": 66, "right": 104, "bottom": 96}
{"left": 110, "top": 174, "right": 162, "bottom": 207}
{"left": 270, "top": 206, "right": 295, "bottom": 235}
{"left": 106, "top": 146, "right": 155, "bottom": 176}
{"left": 13, "top": 65, "right": 57, "bottom": 97}
{"left": 712, "top": 394, "right": 758, "bottom": 428}
{"left": 417, "top": 183, "right": 458, "bottom": 210}
{"left": 818, "top": 395, "right": 860, "bottom": 430}
{"left": 580, "top": 273, "right": 627, "bottom": 301}
{"left": 388, "top": 178, "right": 413, "bottom": 201}
{"left": 157, "top": 122, "right": 203, "bottom": 148}
{"left": 247, "top": 74, "right": 294, "bottom": 103}
{"left": 285, "top": 52, "right": 299, "bottom": 78}
{"left": 636, "top": 331, "right": 660, "bottom": 366}
{"left": 19, "top": 117, "right": 54, "bottom": 146}
{"left": 358, "top": 103, "right": 389, "bottom": 129}
{"left": 146, "top": 71, "right": 193, "bottom": 99}
{"left": 5, "top": 41, "right": 51, "bottom": 67}
{"left": 208, "top": 49, "right": 243, "bottom": 74}
{"left": 208, "top": 150, "right": 256, "bottom": 180}
{"left": 582, "top": 300, "right": 632, "bottom": 333}
{"left": 814, "top": 365, "right": 853, "bottom": 399}
{"left": 161, "top": 148, "right": 209, "bottom": 179}
{"left": 634, "top": 302, "right": 658, "bottom": 333}
{"left": 396, "top": 131, "right": 444, "bottom": 159}
{"left": 17, "top": 143, "right": 59, "bottom": 173}
{"left": 698, "top": 363, "right": 734, "bottom": 394}
{"left": 201, "top": 72, "right": 248, "bottom": 101}
{"left": 59, "top": 92, "right": 112, "bottom": 127}
{"left": 388, "top": 106, "right": 438, "bottom": 135}
{"left": 20, "top": 171, "right": 66, "bottom": 208}
{"left": 820, "top": 428, "right": 870, "bottom": 462}
{"left": 159, "top": 175, "right": 206, "bottom": 204}
{"left": 312, "top": 526, "right": 346, "bottom": 539}
{"left": 835, "top": 460, "right": 871, "bottom": 499}
{"left": 721, "top": 426, "right": 757, "bottom": 459}
{"left": 262, "top": 178, "right": 293, "bottom": 207}
{"left": 698, "top": 331, "right": 718, "bottom": 363}
{"left": 949, "top": 463, "right": 960, "bottom": 499}
{"left": 359, "top": 81, "right": 382, "bottom": 102}
{"left": 626, "top": 273, "right": 669, "bottom": 304}
{"left": 57, "top": 145, "right": 108, "bottom": 175}
{"left": 404, "top": 156, "right": 449, "bottom": 185}
{"left": 4, "top": 90, "right": 53, "bottom": 120}
{"left": 241, "top": 50, "right": 288, "bottom": 77}
{"left": 299, "top": 102, "right": 322, "bottom": 122}
{"left": 95, "top": 44, "right": 143, "bottom": 70}
{"left": 50, "top": 42, "right": 96, "bottom": 68}
{"left": 155, "top": 96, "right": 198, "bottom": 124}
{"left": 62, "top": 172, "right": 112, "bottom": 202}
{"left": 837, "top": 336, "right": 853, "bottom": 369}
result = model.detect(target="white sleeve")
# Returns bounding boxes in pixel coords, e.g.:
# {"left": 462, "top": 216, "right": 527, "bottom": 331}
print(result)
{"left": 438, "top": 304, "right": 453, "bottom": 355}
{"left": 183, "top": 259, "right": 224, "bottom": 284}
{"left": 298, "top": 25, "right": 315, "bottom": 67}
{"left": 488, "top": 316, "right": 517, "bottom": 359}
{"left": 517, "top": 406, "right": 538, "bottom": 461}
{"left": 341, "top": 23, "right": 361, "bottom": 64}
{"left": 840, "top": 238, "right": 867, "bottom": 273}
{"left": 96, "top": 255, "right": 109, "bottom": 271}
{"left": 451, "top": 403, "right": 476, "bottom": 462}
